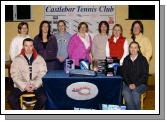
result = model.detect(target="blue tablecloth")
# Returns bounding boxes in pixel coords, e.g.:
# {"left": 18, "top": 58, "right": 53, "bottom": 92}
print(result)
{"left": 42, "top": 70, "right": 123, "bottom": 110}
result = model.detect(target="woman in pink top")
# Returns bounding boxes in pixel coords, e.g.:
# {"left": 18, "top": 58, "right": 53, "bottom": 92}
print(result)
{"left": 67, "top": 22, "right": 92, "bottom": 68}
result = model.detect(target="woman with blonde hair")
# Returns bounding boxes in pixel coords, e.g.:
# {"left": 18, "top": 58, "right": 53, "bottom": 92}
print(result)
{"left": 106, "top": 24, "right": 129, "bottom": 65}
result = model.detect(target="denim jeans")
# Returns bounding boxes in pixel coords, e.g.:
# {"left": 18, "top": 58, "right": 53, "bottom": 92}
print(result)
{"left": 122, "top": 82, "right": 147, "bottom": 110}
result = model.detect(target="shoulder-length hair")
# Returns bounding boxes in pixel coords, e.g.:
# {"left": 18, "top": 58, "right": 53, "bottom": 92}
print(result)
{"left": 78, "top": 22, "right": 89, "bottom": 32}
{"left": 129, "top": 41, "right": 142, "bottom": 55}
{"left": 18, "top": 22, "right": 29, "bottom": 34}
{"left": 38, "top": 20, "right": 51, "bottom": 39}
{"left": 111, "top": 24, "right": 123, "bottom": 36}
{"left": 98, "top": 21, "right": 109, "bottom": 35}
{"left": 57, "top": 20, "right": 66, "bottom": 31}
{"left": 130, "top": 20, "right": 144, "bottom": 40}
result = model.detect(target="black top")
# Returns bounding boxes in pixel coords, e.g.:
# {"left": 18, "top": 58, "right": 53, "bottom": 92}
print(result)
{"left": 122, "top": 53, "right": 149, "bottom": 86}
{"left": 42, "top": 41, "right": 48, "bottom": 49}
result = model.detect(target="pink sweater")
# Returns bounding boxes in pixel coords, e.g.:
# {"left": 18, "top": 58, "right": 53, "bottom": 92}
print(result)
{"left": 67, "top": 33, "right": 92, "bottom": 66}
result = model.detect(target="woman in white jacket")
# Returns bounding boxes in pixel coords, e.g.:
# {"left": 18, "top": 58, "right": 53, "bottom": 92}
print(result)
{"left": 9, "top": 22, "right": 31, "bottom": 61}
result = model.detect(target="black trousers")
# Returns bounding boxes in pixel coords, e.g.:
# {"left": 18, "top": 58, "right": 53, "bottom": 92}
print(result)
{"left": 8, "top": 87, "right": 47, "bottom": 110}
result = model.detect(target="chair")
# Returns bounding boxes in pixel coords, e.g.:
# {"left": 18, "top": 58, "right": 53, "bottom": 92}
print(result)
{"left": 20, "top": 93, "right": 37, "bottom": 110}
{"left": 5, "top": 60, "right": 12, "bottom": 83}
{"left": 140, "top": 92, "right": 146, "bottom": 109}
{"left": 123, "top": 92, "right": 146, "bottom": 110}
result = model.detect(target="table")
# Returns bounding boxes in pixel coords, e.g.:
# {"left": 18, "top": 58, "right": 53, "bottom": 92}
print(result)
{"left": 42, "top": 70, "right": 123, "bottom": 110}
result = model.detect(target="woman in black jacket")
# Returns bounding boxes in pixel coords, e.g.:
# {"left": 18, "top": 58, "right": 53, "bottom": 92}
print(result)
{"left": 34, "top": 21, "right": 58, "bottom": 70}
{"left": 122, "top": 41, "right": 149, "bottom": 110}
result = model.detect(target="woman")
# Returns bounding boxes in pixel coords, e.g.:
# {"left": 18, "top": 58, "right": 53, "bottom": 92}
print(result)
{"left": 67, "top": 22, "right": 92, "bottom": 68}
{"left": 92, "top": 21, "right": 109, "bottom": 60}
{"left": 34, "top": 20, "right": 58, "bottom": 70}
{"left": 130, "top": 20, "right": 152, "bottom": 62}
{"left": 9, "top": 22, "right": 30, "bottom": 61}
{"left": 122, "top": 41, "right": 149, "bottom": 110}
{"left": 55, "top": 20, "right": 71, "bottom": 69}
{"left": 106, "top": 24, "right": 129, "bottom": 65}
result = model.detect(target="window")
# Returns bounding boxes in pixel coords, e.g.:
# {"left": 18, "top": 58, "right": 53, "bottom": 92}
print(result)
{"left": 5, "top": 5, "right": 32, "bottom": 21}
{"left": 5, "top": 5, "right": 13, "bottom": 21}
{"left": 128, "top": 5, "right": 155, "bottom": 20}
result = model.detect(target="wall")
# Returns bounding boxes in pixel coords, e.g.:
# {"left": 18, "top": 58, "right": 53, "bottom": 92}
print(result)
{"left": 115, "top": 5, "right": 155, "bottom": 74}
{"left": 5, "top": 5, "right": 155, "bottom": 76}
{"left": 5, "top": 5, "right": 44, "bottom": 77}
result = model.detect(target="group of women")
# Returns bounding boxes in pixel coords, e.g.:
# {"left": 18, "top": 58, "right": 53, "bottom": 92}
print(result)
{"left": 9, "top": 20, "right": 152, "bottom": 110}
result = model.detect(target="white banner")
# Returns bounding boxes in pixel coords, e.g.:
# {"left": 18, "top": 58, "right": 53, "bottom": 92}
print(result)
{"left": 44, "top": 5, "right": 115, "bottom": 36}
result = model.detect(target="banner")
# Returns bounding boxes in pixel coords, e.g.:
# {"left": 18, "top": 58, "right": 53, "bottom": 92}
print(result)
{"left": 44, "top": 5, "right": 115, "bottom": 35}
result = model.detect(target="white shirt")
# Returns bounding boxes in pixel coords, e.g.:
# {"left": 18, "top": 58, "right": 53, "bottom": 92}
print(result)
{"left": 106, "top": 36, "right": 129, "bottom": 65}
{"left": 9, "top": 34, "right": 31, "bottom": 61}
{"left": 78, "top": 33, "right": 90, "bottom": 49}
{"left": 130, "top": 54, "right": 138, "bottom": 62}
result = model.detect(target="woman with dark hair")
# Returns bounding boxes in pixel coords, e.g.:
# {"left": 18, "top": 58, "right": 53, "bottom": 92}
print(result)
{"left": 122, "top": 41, "right": 149, "bottom": 110}
{"left": 34, "top": 20, "right": 58, "bottom": 70}
{"left": 67, "top": 22, "right": 92, "bottom": 68}
{"left": 92, "top": 21, "right": 110, "bottom": 60}
{"left": 9, "top": 22, "right": 30, "bottom": 61}
{"left": 106, "top": 24, "right": 129, "bottom": 65}
{"left": 130, "top": 20, "right": 152, "bottom": 62}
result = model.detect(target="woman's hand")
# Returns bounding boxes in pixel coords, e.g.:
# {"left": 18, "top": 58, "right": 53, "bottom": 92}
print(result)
{"left": 57, "top": 56, "right": 65, "bottom": 62}
{"left": 129, "top": 84, "right": 136, "bottom": 90}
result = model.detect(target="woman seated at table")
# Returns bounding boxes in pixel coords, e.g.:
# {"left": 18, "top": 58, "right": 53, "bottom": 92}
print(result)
{"left": 106, "top": 24, "right": 129, "bottom": 65}
{"left": 34, "top": 20, "right": 58, "bottom": 70}
{"left": 67, "top": 22, "right": 92, "bottom": 69}
{"left": 122, "top": 41, "right": 149, "bottom": 110}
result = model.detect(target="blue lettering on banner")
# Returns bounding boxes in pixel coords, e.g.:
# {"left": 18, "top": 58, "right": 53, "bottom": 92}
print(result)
{"left": 99, "top": 6, "right": 114, "bottom": 12}
{"left": 45, "top": 5, "right": 114, "bottom": 13}
{"left": 45, "top": 6, "right": 75, "bottom": 13}
{"left": 77, "top": 6, "right": 97, "bottom": 12}
{"left": 44, "top": 5, "right": 115, "bottom": 35}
